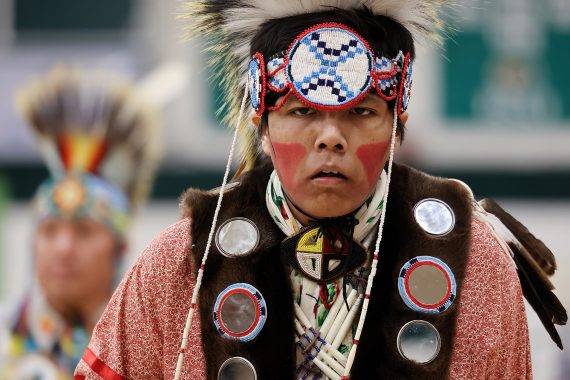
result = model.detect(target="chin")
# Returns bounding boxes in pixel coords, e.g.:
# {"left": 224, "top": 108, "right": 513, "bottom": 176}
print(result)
{"left": 45, "top": 280, "right": 81, "bottom": 300}
{"left": 47, "top": 288, "right": 79, "bottom": 304}
{"left": 289, "top": 189, "right": 369, "bottom": 219}
{"left": 304, "top": 201, "right": 361, "bottom": 219}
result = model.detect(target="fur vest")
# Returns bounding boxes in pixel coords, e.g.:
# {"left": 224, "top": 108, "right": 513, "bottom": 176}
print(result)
{"left": 182, "top": 160, "right": 472, "bottom": 379}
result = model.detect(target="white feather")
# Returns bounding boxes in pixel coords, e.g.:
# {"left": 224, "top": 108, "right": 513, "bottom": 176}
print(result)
{"left": 473, "top": 200, "right": 518, "bottom": 268}
{"left": 222, "top": 0, "right": 448, "bottom": 45}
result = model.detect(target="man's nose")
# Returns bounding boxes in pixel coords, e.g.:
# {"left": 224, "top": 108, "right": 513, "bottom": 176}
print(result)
{"left": 314, "top": 115, "right": 348, "bottom": 152}
{"left": 52, "top": 229, "right": 76, "bottom": 256}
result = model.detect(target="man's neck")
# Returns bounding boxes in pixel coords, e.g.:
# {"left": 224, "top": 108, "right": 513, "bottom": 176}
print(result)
{"left": 47, "top": 291, "right": 110, "bottom": 331}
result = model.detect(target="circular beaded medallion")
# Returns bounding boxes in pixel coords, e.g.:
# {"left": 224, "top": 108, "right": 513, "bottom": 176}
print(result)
{"left": 286, "top": 24, "right": 373, "bottom": 108}
{"left": 398, "top": 256, "right": 456, "bottom": 314}
{"left": 52, "top": 176, "right": 86, "bottom": 215}
{"left": 213, "top": 283, "right": 267, "bottom": 342}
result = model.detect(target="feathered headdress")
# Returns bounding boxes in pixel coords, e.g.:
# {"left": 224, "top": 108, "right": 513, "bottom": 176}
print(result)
{"left": 181, "top": 0, "right": 451, "bottom": 171}
{"left": 17, "top": 66, "right": 161, "bottom": 237}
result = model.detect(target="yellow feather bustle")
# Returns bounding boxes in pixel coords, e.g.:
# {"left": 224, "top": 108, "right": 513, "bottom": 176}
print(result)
{"left": 16, "top": 66, "right": 162, "bottom": 213}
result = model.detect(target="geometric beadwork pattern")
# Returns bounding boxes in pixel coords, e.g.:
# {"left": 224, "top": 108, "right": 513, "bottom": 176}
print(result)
{"left": 267, "top": 57, "right": 287, "bottom": 92}
{"left": 401, "top": 56, "right": 413, "bottom": 114}
{"left": 257, "top": 23, "right": 416, "bottom": 113}
{"left": 286, "top": 24, "right": 374, "bottom": 108}
{"left": 375, "top": 56, "right": 399, "bottom": 100}
{"left": 248, "top": 52, "right": 265, "bottom": 115}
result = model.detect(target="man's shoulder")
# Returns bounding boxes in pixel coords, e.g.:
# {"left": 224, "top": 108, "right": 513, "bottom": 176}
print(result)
{"left": 468, "top": 215, "right": 518, "bottom": 276}
{"left": 149, "top": 217, "right": 191, "bottom": 250}
{"left": 134, "top": 218, "right": 193, "bottom": 278}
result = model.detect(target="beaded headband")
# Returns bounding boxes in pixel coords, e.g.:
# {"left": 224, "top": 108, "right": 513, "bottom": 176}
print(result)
{"left": 34, "top": 173, "right": 130, "bottom": 238}
{"left": 249, "top": 23, "right": 413, "bottom": 117}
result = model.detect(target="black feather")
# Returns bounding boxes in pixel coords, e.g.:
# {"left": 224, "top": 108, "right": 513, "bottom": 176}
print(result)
{"left": 480, "top": 199, "right": 556, "bottom": 275}
{"left": 511, "top": 244, "right": 567, "bottom": 349}
{"left": 480, "top": 199, "right": 567, "bottom": 350}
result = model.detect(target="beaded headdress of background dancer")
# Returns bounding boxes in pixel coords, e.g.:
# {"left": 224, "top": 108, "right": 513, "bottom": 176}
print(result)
{"left": 17, "top": 66, "right": 162, "bottom": 241}
{"left": 174, "top": 1, "right": 452, "bottom": 378}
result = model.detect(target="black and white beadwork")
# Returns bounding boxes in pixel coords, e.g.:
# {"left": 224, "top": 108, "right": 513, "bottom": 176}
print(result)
{"left": 258, "top": 23, "right": 416, "bottom": 114}
{"left": 286, "top": 24, "right": 374, "bottom": 108}
{"left": 375, "top": 56, "right": 399, "bottom": 100}
{"left": 248, "top": 52, "right": 265, "bottom": 115}
{"left": 267, "top": 57, "right": 287, "bottom": 92}
{"left": 401, "top": 56, "right": 413, "bottom": 114}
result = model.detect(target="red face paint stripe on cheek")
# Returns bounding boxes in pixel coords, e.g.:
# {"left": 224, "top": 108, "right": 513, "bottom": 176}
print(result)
{"left": 356, "top": 142, "right": 389, "bottom": 186}
{"left": 271, "top": 142, "right": 306, "bottom": 191}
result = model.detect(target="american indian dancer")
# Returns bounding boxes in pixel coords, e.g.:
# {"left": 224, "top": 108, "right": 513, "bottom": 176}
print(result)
{"left": 0, "top": 66, "right": 160, "bottom": 379}
{"left": 75, "top": 1, "right": 566, "bottom": 379}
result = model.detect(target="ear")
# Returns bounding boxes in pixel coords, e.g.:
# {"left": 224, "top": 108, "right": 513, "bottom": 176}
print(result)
{"left": 400, "top": 111, "right": 409, "bottom": 125}
{"left": 260, "top": 124, "right": 271, "bottom": 156}
{"left": 117, "top": 240, "right": 128, "bottom": 258}
{"left": 395, "top": 135, "right": 402, "bottom": 151}
{"left": 251, "top": 113, "right": 271, "bottom": 156}
{"left": 251, "top": 114, "right": 261, "bottom": 127}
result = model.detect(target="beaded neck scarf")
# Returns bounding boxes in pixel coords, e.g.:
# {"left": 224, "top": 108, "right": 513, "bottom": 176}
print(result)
{"left": 266, "top": 170, "right": 387, "bottom": 241}
{"left": 266, "top": 170, "right": 387, "bottom": 378}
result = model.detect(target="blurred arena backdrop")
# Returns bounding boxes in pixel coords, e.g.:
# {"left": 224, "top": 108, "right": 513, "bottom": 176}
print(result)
{"left": 0, "top": 0, "right": 568, "bottom": 378}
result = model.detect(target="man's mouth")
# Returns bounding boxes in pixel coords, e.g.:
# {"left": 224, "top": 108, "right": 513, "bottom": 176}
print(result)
{"left": 312, "top": 170, "right": 347, "bottom": 179}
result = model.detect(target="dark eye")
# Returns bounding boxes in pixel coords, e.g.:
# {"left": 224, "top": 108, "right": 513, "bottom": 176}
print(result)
{"left": 292, "top": 107, "right": 315, "bottom": 116}
{"left": 74, "top": 219, "right": 95, "bottom": 239}
{"left": 351, "top": 107, "right": 372, "bottom": 116}
{"left": 39, "top": 220, "right": 58, "bottom": 238}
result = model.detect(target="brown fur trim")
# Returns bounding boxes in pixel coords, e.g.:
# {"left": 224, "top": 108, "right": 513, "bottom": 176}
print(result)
{"left": 182, "top": 159, "right": 296, "bottom": 380}
{"left": 350, "top": 164, "right": 472, "bottom": 379}
{"left": 182, "top": 161, "right": 473, "bottom": 379}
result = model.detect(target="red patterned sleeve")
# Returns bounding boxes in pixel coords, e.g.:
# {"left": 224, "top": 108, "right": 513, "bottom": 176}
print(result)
{"left": 74, "top": 218, "right": 205, "bottom": 379}
{"left": 449, "top": 218, "right": 532, "bottom": 379}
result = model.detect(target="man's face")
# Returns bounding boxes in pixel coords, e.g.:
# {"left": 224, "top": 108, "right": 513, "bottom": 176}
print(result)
{"left": 261, "top": 94, "right": 397, "bottom": 221}
{"left": 34, "top": 217, "right": 117, "bottom": 317}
